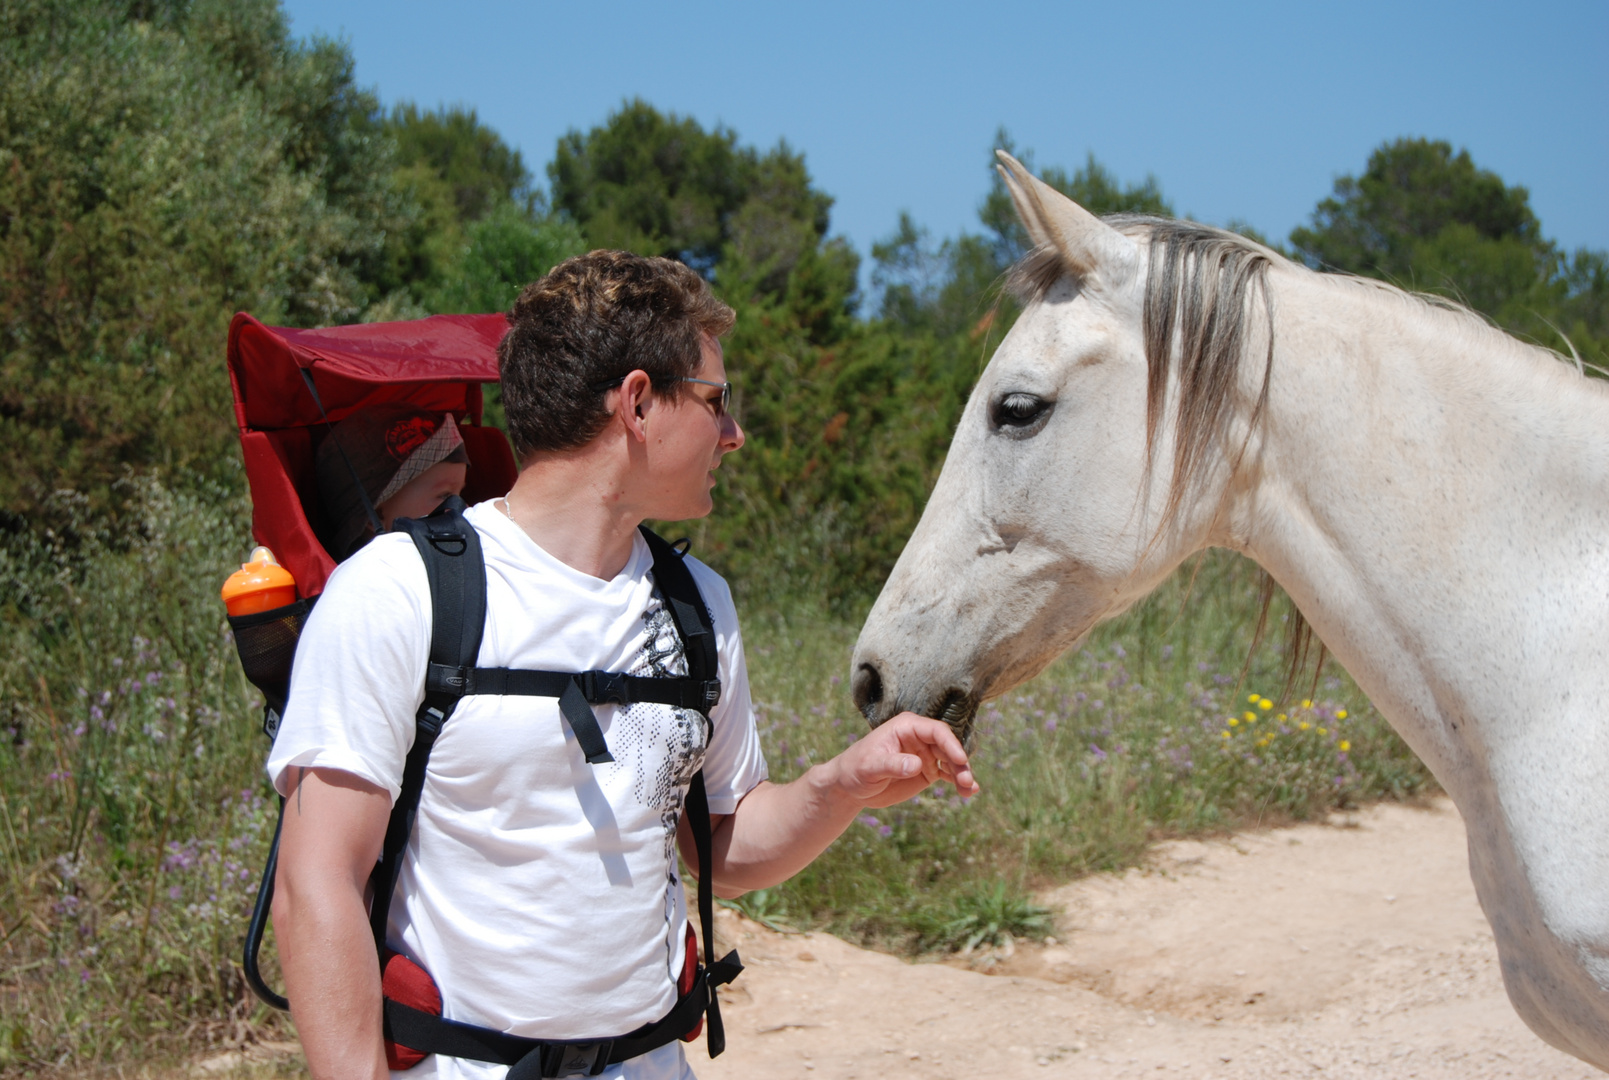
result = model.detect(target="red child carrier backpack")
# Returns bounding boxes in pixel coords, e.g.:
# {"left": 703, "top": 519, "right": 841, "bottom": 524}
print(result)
{"left": 224, "top": 312, "right": 740, "bottom": 1077}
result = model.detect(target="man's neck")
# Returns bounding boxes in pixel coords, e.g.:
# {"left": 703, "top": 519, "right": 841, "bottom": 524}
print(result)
{"left": 502, "top": 437, "right": 645, "bottom": 580}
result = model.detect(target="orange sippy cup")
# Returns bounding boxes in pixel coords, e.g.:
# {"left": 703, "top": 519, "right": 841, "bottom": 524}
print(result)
{"left": 221, "top": 547, "right": 298, "bottom": 616}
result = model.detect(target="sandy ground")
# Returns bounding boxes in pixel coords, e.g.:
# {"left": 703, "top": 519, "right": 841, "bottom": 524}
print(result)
{"left": 190, "top": 797, "right": 1599, "bottom": 1079}
{"left": 688, "top": 798, "right": 1597, "bottom": 1080}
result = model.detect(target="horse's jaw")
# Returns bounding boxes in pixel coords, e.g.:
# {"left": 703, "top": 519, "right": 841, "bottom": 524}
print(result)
{"left": 851, "top": 528, "right": 1122, "bottom": 745}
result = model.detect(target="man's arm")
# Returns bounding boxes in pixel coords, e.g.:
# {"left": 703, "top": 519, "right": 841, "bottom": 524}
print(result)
{"left": 681, "top": 713, "right": 978, "bottom": 897}
{"left": 272, "top": 766, "right": 393, "bottom": 1080}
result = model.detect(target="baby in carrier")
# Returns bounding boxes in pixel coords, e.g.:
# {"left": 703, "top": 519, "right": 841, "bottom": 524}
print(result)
{"left": 315, "top": 404, "right": 470, "bottom": 561}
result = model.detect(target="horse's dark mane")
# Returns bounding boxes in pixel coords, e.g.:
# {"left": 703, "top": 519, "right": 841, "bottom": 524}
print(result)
{"left": 1118, "top": 216, "right": 1276, "bottom": 525}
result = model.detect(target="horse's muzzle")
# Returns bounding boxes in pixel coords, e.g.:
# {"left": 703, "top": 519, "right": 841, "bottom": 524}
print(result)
{"left": 852, "top": 660, "right": 979, "bottom": 749}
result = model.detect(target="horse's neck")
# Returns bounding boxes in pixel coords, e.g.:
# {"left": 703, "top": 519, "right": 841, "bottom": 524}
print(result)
{"left": 1232, "top": 267, "right": 1609, "bottom": 800}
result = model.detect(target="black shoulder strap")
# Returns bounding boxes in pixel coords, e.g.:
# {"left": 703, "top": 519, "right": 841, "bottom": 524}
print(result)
{"left": 368, "top": 496, "right": 485, "bottom": 954}
{"left": 638, "top": 528, "right": 718, "bottom": 694}
{"left": 638, "top": 526, "right": 741, "bottom": 1057}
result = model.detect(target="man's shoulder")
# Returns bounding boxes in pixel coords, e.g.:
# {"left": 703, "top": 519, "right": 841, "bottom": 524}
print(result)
{"left": 312, "top": 532, "right": 433, "bottom": 639}
{"left": 325, "top": 530, "right": 428, "bottom": 592}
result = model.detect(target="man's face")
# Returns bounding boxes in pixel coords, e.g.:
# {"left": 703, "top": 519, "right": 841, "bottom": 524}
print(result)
{"left": 643, "top": 334, "right": 744, "bottom": 521}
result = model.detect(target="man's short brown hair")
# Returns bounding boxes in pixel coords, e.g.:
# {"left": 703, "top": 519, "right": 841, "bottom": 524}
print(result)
{"left": 498, "top": 250, "right": 736, "bottom": 457}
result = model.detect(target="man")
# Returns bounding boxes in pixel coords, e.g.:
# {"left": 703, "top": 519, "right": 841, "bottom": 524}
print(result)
{"left": 269, "top": 251, "right": 977, "bottom": 1079}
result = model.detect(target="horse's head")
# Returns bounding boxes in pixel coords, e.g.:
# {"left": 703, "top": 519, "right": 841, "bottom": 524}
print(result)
{"left": 852, "top": 153, "right": 1270, "bottom": 743}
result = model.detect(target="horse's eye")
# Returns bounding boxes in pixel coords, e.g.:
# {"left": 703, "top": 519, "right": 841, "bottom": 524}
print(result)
{"left": 992, "top": 392, "right": 1051, "bottom": 430}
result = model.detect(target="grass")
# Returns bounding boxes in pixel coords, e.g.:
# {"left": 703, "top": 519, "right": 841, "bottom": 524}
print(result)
{"left": 0, "top": 482, "right": 1434, "bottom": 1072}
{"left": 0, "top": 481, "right": 293, "bottom": 1071}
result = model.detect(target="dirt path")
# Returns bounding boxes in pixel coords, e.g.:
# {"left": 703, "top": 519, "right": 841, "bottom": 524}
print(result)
{"left": 688, "top": 798, "right": 1597, "bottom": 1080}
{"left": 188, "top": 797, "right": 1597, "bottom": 1079}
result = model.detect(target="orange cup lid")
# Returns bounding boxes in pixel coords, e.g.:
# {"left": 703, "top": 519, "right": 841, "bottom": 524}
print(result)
{"left": 221, "top": 546, "right": 297, "bottom": 603}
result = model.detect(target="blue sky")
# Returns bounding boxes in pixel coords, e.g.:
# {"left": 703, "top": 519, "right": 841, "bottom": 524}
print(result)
{"left": 282, "top": 0, "right": 1607, "bottom": 264}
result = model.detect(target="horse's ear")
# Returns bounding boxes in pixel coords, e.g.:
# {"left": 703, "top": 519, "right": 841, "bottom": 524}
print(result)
{"left": 995, "top": 150, "right": 1137, "bottom": 285}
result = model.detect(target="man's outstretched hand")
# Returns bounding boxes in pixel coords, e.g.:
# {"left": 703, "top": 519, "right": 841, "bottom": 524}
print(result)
{"left": 825, "top": 711, "right": 980, "bottom": 808}
{"left": 699, "top": 711, "right": 980, "bottom": 895}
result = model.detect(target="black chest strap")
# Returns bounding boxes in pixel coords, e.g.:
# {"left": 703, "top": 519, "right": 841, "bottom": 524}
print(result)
{"left": 421, "top": 665, "right": 721, "bottom": 766}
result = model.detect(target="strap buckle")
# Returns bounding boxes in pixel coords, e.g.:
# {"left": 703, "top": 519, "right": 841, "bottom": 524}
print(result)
{"left": 542, "top": 1040, "right": 612, "bottom": 1077}
{"left": 426, "top": 663, "right": 475, "bottom": 697}
{"left": 700, "top": 680, "right": 722, "bottom": 710}
{"left": 706, "top": 949, "right": 744, "bottom": 987}
{"left": 580, "top": 670, "right": 629, "bottom": 706}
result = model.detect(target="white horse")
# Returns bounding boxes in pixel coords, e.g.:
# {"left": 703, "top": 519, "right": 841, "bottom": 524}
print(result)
{"left": 851, "top": 152, "right": 1609, "bottom": 1071}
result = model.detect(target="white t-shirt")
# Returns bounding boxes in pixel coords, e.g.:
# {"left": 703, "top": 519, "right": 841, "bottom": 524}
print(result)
{"left": 268, "top": 502, "right": 768, "bottom": 1080}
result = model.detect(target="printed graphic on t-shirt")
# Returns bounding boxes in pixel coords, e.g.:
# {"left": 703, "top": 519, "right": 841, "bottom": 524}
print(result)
{"left": 611, "top": 593, "right": 709, "bottom": 867}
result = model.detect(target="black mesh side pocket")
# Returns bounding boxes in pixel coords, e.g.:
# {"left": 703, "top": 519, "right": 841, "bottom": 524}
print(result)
{"left": 228, "top": 598, "right": 316, "bottom": 738}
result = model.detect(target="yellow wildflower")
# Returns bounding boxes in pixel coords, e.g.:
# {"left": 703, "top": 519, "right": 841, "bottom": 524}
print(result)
{"left": 1276, "top": 713, "right": 1287, "bottom": 722}
{"left": 1301, "top": 699, "right": 1313, "bottom": 709}
{"left": 1228, "top": 717, "right": 1239, "bottom": 726}
{"left": 1221, "top": 731, "right": 1231, "bottom": 739}
{"left": 1298, "top": 721, "right": 1310, "bottom": 731}
{"left": 1318, "top": 727, "right": 1328, "bottom": 736}
{"left": 1243, "top": 711, "right": 1255, "bottom": 723}
{"left": 1248, "top": 694, "right": 1261, "bottom": 704}
{"left": 1339, "top": 740, "right": 1351, "bottom": 752}
{"left": 1335, "top": 709, "right": 1348, "bottom": 720}
{"left": 1259, "top": 699, "right": 1273, "bottom": 711}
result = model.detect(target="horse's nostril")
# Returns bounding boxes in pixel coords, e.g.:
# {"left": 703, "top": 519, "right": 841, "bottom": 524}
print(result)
{"left": 851, "top": 662, "right": 885, "bottom": 721}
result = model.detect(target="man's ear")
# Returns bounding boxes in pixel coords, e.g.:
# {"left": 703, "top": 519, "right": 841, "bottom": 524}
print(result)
{"left": 617, "top": 369, "right": 654, "bottom": 443}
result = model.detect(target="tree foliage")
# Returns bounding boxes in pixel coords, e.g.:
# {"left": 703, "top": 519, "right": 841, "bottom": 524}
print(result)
{"left": 389, "top": 102, "right": 537, "bottom": 223}
{"left": 549, "top": 99, "right": 835, "bottom": 289}
{"left": 373, "top": 103, "right": 562, "bottom": 315}
{"left": 0, "top": 0, "right": 405, "bottom": 518}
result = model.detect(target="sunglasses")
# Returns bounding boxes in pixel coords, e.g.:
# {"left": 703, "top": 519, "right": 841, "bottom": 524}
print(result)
{"left": 592, "top": 376, "right": 732, "bottom": 417}
{"left": 680, "top": 376, "right": 732, "bottom": 416}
